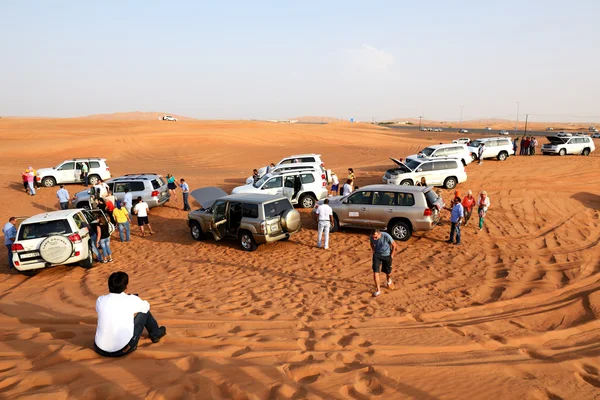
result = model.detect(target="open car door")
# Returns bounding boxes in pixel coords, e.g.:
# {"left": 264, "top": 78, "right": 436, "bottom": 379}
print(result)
{"left": 83, "top": 209, "right": 115, "bottom": 235}
{"left": 209, "top": 200, "right": 228, "bottom": 241}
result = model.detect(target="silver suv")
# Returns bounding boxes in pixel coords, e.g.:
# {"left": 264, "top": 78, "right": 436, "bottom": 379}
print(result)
{"left": 313, "top": 185, "right": 444, "bottom": 241}
{"left": 72, "top": 173, "right": 170, "bottom": 209}
{"left": 187, "top": 187, "right": 302, "bottom": 251}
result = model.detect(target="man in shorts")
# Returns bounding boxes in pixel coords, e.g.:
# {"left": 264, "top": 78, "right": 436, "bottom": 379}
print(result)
{"left": 133, "top": 197, "right": 154, "bottom": 237}
{"left": 369, "top": 229, "right": 397, "bottom": 297}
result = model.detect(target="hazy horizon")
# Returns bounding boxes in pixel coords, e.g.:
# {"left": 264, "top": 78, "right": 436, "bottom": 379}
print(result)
{"left": 2, "top": 1, "right": 599, "bottom": 123}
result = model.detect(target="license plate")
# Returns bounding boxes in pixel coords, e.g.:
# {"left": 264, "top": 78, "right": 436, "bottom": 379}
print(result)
{"left": 20, "top": 252, "right": 40, "bottom": 259}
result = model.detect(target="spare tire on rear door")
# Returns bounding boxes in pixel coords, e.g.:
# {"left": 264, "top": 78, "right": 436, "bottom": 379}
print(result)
{"left": 281, "top": 209, "right": 302, "bottom": 233}
{"left": 39, "top": 235, "right": 73, "bottom": 264}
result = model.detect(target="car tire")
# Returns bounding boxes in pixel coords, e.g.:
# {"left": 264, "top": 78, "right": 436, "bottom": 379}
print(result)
{"left": 330, "top": 215, "right": 340, "bottom": 233}
{"left": 88, "top": 175, "right": 100, "bottom": 185}
{"left": 389, "top": 220, "right": 412, "bottom": 241}
{"left": 42, "top": 177, "right": 56, "bottom": 187}
{"left": 470, "top": 153, "right": 477, "bottom": 161}
{"left": 239, "top": 230, "right": 257, "bottom": 252}
{"left": 190, "top": 221, "right": 204, "bottom": 241}
{"left": 497, "top": 151, "right": 508, "bottom": 161}
{"left": 21, "top": 269, "right": 41, "bottom": 277}
{"left": 444, "top": 177, "right": 457, "bottom": 189}
{"left": 80, "top": 247, "right": 94, "bottom": 269}
{"left": 583, "top": 148, "right": 591, "bottom": 156}
{"left": 299, "top": 194, "right": 316, "bottom": 209}
{"left": 400, "top": 179, "right": 412, "bottom": 186}
{"left": 559, "top": 148, "right": 566, "bottom": 156}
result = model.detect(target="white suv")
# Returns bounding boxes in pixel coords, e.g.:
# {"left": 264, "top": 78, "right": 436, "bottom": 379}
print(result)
{"left": 234, "top": 169, "right": 328, "bottom": 208}
{"left": 406, "top": 144, "right": 472, "bottom": 165}
{"left": 383, "top": 157, "right": 467, "bottom": 189}
{"left": 251, "top": 154, "right": 327, "bottom": 182}
{"left": 36, "top": 158, "right": 111, "bottom": 187}
{"left": 163, "top": 115, "right": 177, "bottom": 121}
{"left": 541, "top": 135, "right": 595, "bottom": 156}
{"left": 467, "top": 137, "right": 513, "bottom": 161}
{"left": 10, "top": 209, "right": 113, "bottom": 276}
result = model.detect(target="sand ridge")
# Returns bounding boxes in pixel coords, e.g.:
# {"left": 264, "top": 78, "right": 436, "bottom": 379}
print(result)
{"left": 0, "top": 119, "right": 600, "bottom": 399}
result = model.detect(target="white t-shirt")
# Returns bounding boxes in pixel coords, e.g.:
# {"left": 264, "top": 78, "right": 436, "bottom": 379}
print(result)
{"left": 123, "top": 192, "right": 133, "bottom": 209}
{"left": 95, "top": 183, "right": 109, "bottom": 198}
{"left": 342, "top": 183, "right": 352, "bottom": 196}
{"left": 95, "top": 293, "right": 150, "bottom": 352}
{"left": 134, "top": 202, "right": 149, "bottom": 217}
{"left": 332, "top": 174, "right": 339, "bottom": 185}
{"left": 316, "top": 204, "right": 333, "bottom": 221}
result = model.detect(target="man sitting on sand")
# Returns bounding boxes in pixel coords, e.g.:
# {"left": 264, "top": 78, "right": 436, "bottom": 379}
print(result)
{"left": 94, "top": 271, "right": 166, "bottom": 357}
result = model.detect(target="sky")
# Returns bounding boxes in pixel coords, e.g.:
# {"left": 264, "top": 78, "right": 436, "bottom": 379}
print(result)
{"left": 2, "top": 0, "right": 599, "bottom": 122}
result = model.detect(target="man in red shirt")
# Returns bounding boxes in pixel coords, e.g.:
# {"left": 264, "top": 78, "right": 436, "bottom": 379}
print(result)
{"left": 462, "top": 190, "right": 476, "bottom": 226}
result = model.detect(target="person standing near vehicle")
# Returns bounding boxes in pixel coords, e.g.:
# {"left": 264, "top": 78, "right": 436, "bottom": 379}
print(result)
{"left": 56, "top": 185, "right": 70, "bottom": 210}
{"left": 512, "top": 138, "right": 518, "bottom": 156}
{"left": 252, "top": 169, "right": 260, "bottom": 183}
{"left": 315, "top": 198, "right": 334, "bottom": 250}
{"left": 81, "top": 162, "right": 89, "bottom": 186}
{"left": 97, "top": 216, "right": 113, "bottom": 263}
{"left": 330, "top": 172, "right": 339, "bottom": 196}
{"left": 462, "top": 190, "right": 476, "bottom": 226}
{"left": 446, "top": 197, "right": 464, "bottom": 245}
{"left": 133, "top": 197, "right": 154, "bottom": 237}
{"left": 370, "top": 229, "right": 397, "bottom": 297}
{"left": 94, "top": 271, "right": 166, "bottom": 357}
{"left": 21, "top": 170, "right": 29, "bottom": 194}
{"left": 519, "top": 137, "right": 526, "bottom": 155}
{"left": 113, "top": 200, "right": 131, "bottom": 242}
{"left": 478, "top": 190, "right": 491, "bottom": 231}
{"left": 477, "top": 143, "right": 485, "bottom": 165}
{"left": 95, "top": 178, "right": 109, "bottom": 198}
{"left": 342, "top": 179, "right": 352, "bottom": 196}
{"left": 531, "top": 137, "right": 538, "bottom": 155}
{"left": 26, "top": 167, "right": 36, "bottom": 196}
{"left": 123, "top": 188, "right": 133, "bottom": 215}
{"left": 166, "top": 174, "right": 177, "bottom": 201}
{"left": 347, "top": 168, "right": 356, "bottom": 188}
{"left": 89, "top": 216, "right": 101, "bottom": 261}
{"left": 3, "top": 217, "right": 17, "bottom": 270}
{"left": 179, "top": 178, "right": 191, "bottom": 211}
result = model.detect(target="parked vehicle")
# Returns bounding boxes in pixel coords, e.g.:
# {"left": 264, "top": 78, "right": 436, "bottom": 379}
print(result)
{"left": 467, "top": 137, "right": 513, "bottom": 161}
{"left": 592, "top": 133, "right": 600, "bottom": 138}
{"left": 187, "top": 187, "right": 302, "bottom": 251}
{"left": 452, "top": 138, "right": 470, "bottom": 144}
{"left": 234, "top": 169, "right": 328, "bottom": 208}
{"left": 252, "top": 154, "right": 326, "bottom": 182}
{"left": 458, "top": 129, "right": 469, "bottom": 133}
{"left": 163, "top": 115, "right": 177, "bottom": 121}
{"left": 312, "top": 185, "right": 444, "bottom": 241}
{"left": 420, "top": 127, "right": 428, "bottom": 132}
{"left": 383, "top": 157, "right": 467, "bottom": 189}
{"left": 36, "top": 158, "right": 111, "bottom": 188}
{"left": 72, "top": 173, "right": 170, "bottom": 209}
{"left": 406, "top": 143, "right": 472, "bottom": 166}
{"left": 556, "top": 132, "right": 572, "bottom": 137}
{"left": 10, "top": 209, "right": 113, "bottom": 276}
{"left": 541, "top": 135, "right": 595, "bottom": 156}
{"left": 499, "top": 130, "right": 510, "bottom": 135}
{"left": 246, "top": 162, "right": 326, "bottom": 185}
{"left": 546, "top": 127, "right": 554, "bottom": 131}
{"left": 484, "top": 127, "right": 492, "bottom": 131}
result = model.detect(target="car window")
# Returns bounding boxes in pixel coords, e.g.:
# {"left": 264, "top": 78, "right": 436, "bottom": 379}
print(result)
{"left": 451, "top": 146, "right": 463, "bottom": 154}
{"left": 89, "top": 161, "right": 100, "bottom": 168}
{"left": 130, "top": 182, "right": 145, "bottom": 192}
{"left": 470, "top": 140, "right": 483, "bottom": 147}
{"left": 263, "top": 177, "right": 283, "bottom": 189}
{"left": 212, "top": 200, "right": 227, "bottom": 222}
{"left": 419, "top": 162, "right": 434, "bottom": 172}
{"left": 114, "top": 183, "right": 128, "bottom": 193}
{"left": 151, "top": 179, "right": 162, "bottom": 190}
{"left": 372, "top": 191, "right": 396, "bottom": 206}
{"left": 347, "top": 191, "right": 372, "bottom": 205}
{"left": 72, "top": 213, "right": 87, "bottom": 230}
{"left": 421, "top": 147, "right": 435, "bottom": 157}
{"left": 58, "top": 162, "right": 75, "bottom": 171}
{"left": 404, "top": 159, "right": 421, "bottom": 171}
{"left": 284, "top": 176, "right": 295, "bottom": 188}
{"left": 242, "top": 203, "right": 259, "bottom": 218}
{"left": 300, "top": 173, "right": 315, "bottom": 184}
{"left": 397, "top": 193, "right": 415, "bottom": 206}
{"left": 264, "top": 199, "right": 293, "bottom": 218}
{"left": 433, "top": 148, "right": 447, "bottom": 156}
{"left": 18, "top": 220, "right": 73, "bottom": 240}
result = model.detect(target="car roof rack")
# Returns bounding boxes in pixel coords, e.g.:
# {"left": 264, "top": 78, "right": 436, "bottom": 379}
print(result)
{"left": 121, "top": 173, "right": 157, "bottom": 176}
{"left": 71, "top": 158, "right": 104, "bottom": 161}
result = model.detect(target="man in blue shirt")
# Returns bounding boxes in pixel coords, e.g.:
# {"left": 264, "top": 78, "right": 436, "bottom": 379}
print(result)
{"left": 179, "top": 178, "right": 191, "bottom": 211}
{"left": 369, "top": 229, "right": 397, "bottom": 297}
{"left": 56, "top": 185, "right": 70, "bottom": 210}
{"left": 3, "top": 217, "right": 17, "bottom": 270}
{"left": 447, "top": 197, "right": 465, "bottom": 245}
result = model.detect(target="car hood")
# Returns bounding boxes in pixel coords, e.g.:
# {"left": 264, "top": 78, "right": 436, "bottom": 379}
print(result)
{"left": 190, "top": 187, "right": 227, "bottom": 209}
{"left": 546, "top": 136, "right": 567, "bottom": 144}
{"left": 390, "top": 157, "right": 411, "bottom": 170}
{"left": 231, "top": 184, "right": 261, "bottom": 194}
{"left": 315, "top": 195, "right": 346, "bottom": 208}
{"left": 36, "top": 167, "right": 54, "bottom": 175}
{"left": 74, "top": 189, "right": 90, "bottom": 198}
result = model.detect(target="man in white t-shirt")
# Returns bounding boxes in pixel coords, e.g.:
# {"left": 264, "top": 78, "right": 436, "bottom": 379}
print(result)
{"left": 315, "top": 198, "right": 334, "bottom": 249}
{"left": 94, "top": 271, "right": 166, "bottom": 357}
{"left": 133, "top": 197, "right": 154, "bottom": 236}
{"left": 330, "top": 172, "right": 340, "bottom": 196}
{"left": 342, "top": 180, "right": 352, "bottom": 196}
{"left": 94, "top": 179, "right": 110, "bottom": 198}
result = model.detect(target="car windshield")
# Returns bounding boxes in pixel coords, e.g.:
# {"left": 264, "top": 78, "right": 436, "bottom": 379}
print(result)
{"left": 403, "top": 159, "right": 421, "bottom": 171}
{"left": 264, "top": 199, "right": 293, "bottom": 218}
{"left": 18, "top": 220, "right": 72, "bottom": 240}
{"left": 253, "top": 174, "right": 271, "bottom": 188}
{"left": 420, "top": 147, "right": 435, "bottom": 156}
{"left": 470, "top": 140, "right": 483, "bottom": 147}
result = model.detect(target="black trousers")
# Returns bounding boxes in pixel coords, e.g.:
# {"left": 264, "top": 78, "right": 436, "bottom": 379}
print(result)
{"left": 94, "top": 311, "right": 160, "bottom": 357}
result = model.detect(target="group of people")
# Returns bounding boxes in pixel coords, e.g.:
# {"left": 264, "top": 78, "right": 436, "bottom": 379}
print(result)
{"left": 330, "top": 168, "right": 355, "bottom": 196}
{"left": 445, "top": 189, "right": 491, "bottom": 245}
{"left": 166, "top": 174, "right": 191, "bottom": 211}
{"left": 20, "top": 167, "right": 37, "bottom": 196}
{"left": 518, "top": 136, "right": 539, "bottom": 155}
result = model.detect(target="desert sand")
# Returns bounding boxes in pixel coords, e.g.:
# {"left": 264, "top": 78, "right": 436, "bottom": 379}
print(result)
{"left": 1, "top": 118, "right": 600, "bottom": 399}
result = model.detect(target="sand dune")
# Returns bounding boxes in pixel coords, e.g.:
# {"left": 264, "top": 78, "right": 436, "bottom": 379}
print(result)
{"left": 1, "top": 119, "right": 600, "bottom": 399}
{"left": 76, "top": 111, "right": 196, "bottom": 121}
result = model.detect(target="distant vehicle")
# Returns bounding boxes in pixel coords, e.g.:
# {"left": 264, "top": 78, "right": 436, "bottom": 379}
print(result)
{"left": 458, "top": 129, "right": 468, "bottom": 133}
{"left": 452, "top": 138, "right": 470, "bottom": 144}
{"left": 432, "top": 128, "right": 443, "bottom": 132}
{"left": 556, "top": 132, "right": 572, "bottom": 137}
{"left": 36, "top": 158, "right": 111, "bottom": 188}
{"left": 249, "top": 154, "right": 326, "bottom": 183}
{"left": 484, "top": 127, "right": 492, "bottom": 131}
{"left": 546, "top": 127, "right": 554, "bottom": 131}
{"left": 467, "top": 137, "right": 513, "bottom": 161}
{"left": 406, "top": 143, "right": 472, "bottom": 166}
{"left": 541, "top": 135, "right": 595, "bottom": 156}
{"left": 589, "top": 126, "right": 597, "bottom": 132}
{"left": 592, "top": 133, "right": 600, "bottom": 138}
{"left": 499, "top": 130, "right": 510, "bottom": 135}
{"left": 162, "top": 115, "right": 177, "bottom": 121}
{"left": 420, "top": 127, "right": 428, "bottom": 132}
